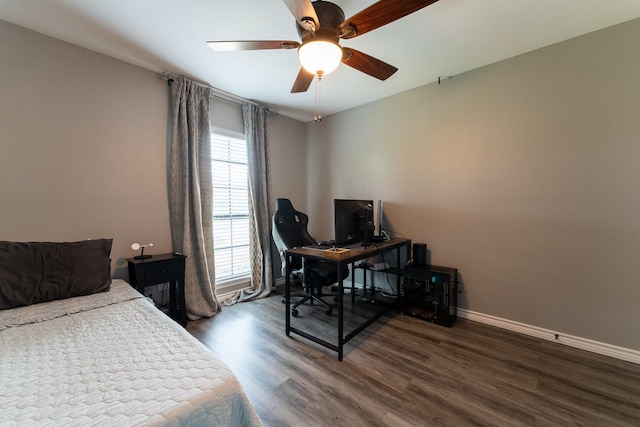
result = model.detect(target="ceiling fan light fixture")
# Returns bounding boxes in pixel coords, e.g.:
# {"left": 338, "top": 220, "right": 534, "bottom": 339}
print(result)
{"left": 298, "top": 40, "right": 342, "bottom": 76}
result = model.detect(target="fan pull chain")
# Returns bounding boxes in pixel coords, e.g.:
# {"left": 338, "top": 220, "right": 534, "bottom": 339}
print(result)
{"left": 314, "top": 72, "right": 324, "bottom": 123}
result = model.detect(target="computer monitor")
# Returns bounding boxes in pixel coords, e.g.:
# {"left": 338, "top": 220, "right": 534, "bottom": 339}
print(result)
{"left": 372, "top": 199, "right": 383, "bottom": 239}
{"left": 334, "top": 199, "right": 373, "bottom": 245}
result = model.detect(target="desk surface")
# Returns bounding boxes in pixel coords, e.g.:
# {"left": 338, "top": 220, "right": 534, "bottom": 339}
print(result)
{"left": 286, "top": 238, "right": 409, "bottom": 264}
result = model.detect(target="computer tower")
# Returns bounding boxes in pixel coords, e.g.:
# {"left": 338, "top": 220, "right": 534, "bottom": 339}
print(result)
{"left": 402, "top": 265, "right": 457, "bottom": 327}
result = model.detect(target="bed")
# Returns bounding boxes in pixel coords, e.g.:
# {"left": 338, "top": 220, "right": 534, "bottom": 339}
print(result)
{"left": 0, "top": 239, "right": 262, "bottom": 426}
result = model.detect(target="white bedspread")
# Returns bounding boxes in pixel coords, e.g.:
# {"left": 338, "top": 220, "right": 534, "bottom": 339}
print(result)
{"left": 0, "top": 279, "right": 262, "bottom": 426}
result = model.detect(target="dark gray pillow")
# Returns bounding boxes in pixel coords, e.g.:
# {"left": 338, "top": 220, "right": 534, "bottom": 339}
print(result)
{"left": 0, "top": 239, "right": 113, "bottom": 310}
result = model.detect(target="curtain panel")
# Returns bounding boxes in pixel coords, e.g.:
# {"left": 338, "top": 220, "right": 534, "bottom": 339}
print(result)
{"left": 226, "top": 102, "right": 274, "bottom": 304}
{"left": 168, "top": 76, "right": 221, "bottom": 318}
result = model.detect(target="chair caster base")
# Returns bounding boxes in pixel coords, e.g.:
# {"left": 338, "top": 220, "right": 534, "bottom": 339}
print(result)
{"left": 291, "top": 309, "right": 299, "bottom": 317}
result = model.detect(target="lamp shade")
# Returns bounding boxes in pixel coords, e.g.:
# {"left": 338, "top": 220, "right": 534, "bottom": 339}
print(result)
{"left": 298, "top": 40, "right": 343, "bottom": 76}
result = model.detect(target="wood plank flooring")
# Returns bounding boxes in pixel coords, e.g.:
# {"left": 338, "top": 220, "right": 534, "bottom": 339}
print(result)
{"left": 188, "top": 291, "right": 640, "bottom": 426}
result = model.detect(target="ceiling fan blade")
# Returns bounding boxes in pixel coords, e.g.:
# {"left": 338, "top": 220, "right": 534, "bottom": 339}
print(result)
{"left": 291, "top": 67, "right": 315, "bottom": 93}
{"left": 341, "top": 48, "right": 398, "bottom": 81}
{"left": 282, "top": 0, "right": 319, "bottom": 30}
{"left": 339, "top": 0, "right": 439, "bottom": 39}
{"left": 206, "top": 40, "right": 299, "bottom": 51}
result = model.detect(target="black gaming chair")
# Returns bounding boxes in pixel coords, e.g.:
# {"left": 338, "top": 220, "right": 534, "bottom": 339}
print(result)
{"left": 272, "top": 198, "right": 347, "bottom": 317}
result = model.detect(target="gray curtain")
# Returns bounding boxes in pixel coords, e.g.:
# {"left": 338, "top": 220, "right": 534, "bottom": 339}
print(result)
{"left": 226, "top": 102, "right": 274, "bottom": 304}
{"left": 169, "top": 76, "right": 221, "bottom": 318}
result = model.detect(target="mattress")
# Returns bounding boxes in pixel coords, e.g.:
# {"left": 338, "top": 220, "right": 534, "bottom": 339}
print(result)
{"left": 0, "top": 279, "right": 262, "bottom": 426}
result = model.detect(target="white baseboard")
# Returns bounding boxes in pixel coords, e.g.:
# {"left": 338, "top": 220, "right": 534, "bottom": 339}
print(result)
{"left": 458, "top": 308, "right": 640, "bottom": 365}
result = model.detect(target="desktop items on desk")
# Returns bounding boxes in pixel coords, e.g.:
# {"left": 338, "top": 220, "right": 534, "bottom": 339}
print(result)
{"left": 322, "top": 247, "right": 351, "bottom": 259}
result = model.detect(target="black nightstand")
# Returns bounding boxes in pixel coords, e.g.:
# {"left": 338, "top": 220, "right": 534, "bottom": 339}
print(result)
{"left": 127, "top": 253, "right": 187, "bottom": 327}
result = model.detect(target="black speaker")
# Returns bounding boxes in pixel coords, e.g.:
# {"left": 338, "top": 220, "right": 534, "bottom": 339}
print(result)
{"left": 413, "top": 243, "right": 427, "bottom": 267}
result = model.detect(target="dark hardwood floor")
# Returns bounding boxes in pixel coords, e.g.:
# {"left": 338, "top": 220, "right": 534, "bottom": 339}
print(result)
{"left": 188, "top": 290, "right": 640, "bottom": 426}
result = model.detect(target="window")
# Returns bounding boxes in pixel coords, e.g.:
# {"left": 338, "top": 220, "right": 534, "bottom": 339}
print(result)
{"left": 211, "top": 133, "right": 250, "bottom": 287}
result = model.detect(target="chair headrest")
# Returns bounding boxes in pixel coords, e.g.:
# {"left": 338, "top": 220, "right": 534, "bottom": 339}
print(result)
{"left": 274, "top": 198, "right": 299, "bottom": 224}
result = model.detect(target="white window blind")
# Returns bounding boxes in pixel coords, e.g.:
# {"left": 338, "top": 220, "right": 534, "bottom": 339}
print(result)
{"left": 211, "top": 134, "right": 250, "bottom": 286}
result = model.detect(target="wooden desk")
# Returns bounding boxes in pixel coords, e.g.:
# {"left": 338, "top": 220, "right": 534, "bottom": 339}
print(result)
{"left": 285, "top": 238, "right": 411, "bottom": 360}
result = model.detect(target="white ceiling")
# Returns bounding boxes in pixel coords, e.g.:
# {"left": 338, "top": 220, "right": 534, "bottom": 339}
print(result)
{"left": 2, "top": 0, "right": 640, "bottom": 122}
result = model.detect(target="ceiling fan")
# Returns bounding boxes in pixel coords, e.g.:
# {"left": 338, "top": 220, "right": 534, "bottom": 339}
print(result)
{"left": 207, "top": 0, "right": 440, "bottom": 93}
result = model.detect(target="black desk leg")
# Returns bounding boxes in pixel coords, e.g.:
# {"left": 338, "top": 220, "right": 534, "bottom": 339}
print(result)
{"left": 396, "top": 246, "right": 402, "bottom": 307}
{"left": 351, "top": 261, "right": 356, "bottom": 303}
{"left": 285, "top": 253, "right": 291, "bottom": 336}
{"left": 337, "top": 261, "right": 344, "bottom": 361}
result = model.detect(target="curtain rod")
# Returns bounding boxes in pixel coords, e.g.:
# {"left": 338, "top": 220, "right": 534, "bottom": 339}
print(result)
{"left": 157, "top": 72, "right": 277, "bottom": 115}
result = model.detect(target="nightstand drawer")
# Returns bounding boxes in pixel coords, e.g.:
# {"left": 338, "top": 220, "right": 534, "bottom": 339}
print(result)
{"left": 143, "top": 260, "right": 183, "bottom": 284}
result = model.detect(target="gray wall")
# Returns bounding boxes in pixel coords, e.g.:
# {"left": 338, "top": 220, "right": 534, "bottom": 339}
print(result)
{"left": 306, "top": 18, "right": 640, "bottom": 351}
{"left": 3, "top": 15, "right": 638, "bottom": 352}
{"left": 0, "top": 20, "right": 170, "bottom": 278}
{"left": 0, "top": 20, "right": 307, "bottom": 280}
